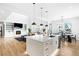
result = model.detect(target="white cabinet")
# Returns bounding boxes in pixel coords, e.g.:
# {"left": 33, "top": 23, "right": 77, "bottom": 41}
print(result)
{"left": 4, "top": 22, "right": 14, "bottom": 37}
{"left": 45, "top": 39, "right": 53, "bottom": 56}
{"left": 27, "top": 36, "right": 59, "bottom": 56}
{"left": 27, "top": 39, "right": 44, "bottom": 56}
{"left": 52, "top": 36, "right": 59, "bottom": 49}
{"left": 43, "top": 41, "right": 51, "bottom": 56}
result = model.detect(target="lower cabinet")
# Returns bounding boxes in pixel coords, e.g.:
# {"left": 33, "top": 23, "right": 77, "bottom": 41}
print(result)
{"left": 27, "top": 36, "right": 59, "bottom": 56}
{"left": 52, "top": 36, "right": 59, "bottom": 49}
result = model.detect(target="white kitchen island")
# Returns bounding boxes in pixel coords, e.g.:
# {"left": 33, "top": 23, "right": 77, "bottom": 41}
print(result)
{"left": 26, "top": 34, "right": 60, "bottom": 56}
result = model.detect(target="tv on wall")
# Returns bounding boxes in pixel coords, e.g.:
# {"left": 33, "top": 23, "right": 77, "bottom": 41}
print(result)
{"left": 14, "top": 23, "right": 23, "bottom": 28}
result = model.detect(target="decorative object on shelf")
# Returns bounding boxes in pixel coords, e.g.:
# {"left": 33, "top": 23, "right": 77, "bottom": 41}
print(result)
{"left": 40, "top": 7, "right": 43, "bottom": 26}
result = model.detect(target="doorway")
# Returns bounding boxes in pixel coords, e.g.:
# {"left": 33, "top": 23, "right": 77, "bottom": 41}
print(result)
{"left": 0, "top": 22, "right": 4, "bottom": 37}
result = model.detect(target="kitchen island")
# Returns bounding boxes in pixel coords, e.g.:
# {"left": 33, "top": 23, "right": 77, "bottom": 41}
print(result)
{"left": 26, "top": 34, "right": 60, "bottom": 56}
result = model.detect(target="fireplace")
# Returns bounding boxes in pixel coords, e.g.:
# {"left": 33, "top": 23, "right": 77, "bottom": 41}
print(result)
{"left": 16, "top": 31, "right": 21, "bottom": 35}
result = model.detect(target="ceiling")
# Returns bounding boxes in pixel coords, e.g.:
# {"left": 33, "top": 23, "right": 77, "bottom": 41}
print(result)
{"left": 0, "top": 3, "right": 79, "bottom": 22}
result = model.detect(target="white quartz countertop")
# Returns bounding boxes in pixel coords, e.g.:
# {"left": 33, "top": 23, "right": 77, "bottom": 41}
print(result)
{"left": 26, "top": 34, "right": 58, "bottom": 42}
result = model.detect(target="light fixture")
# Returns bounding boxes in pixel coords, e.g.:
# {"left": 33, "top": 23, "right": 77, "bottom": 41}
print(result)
{"left": 32, "top": 3, "right": 36, "bottom": 25}
{"left": 45, "top": 24, "right": 48, "bottom": 27}
{"left": 33, "top": 3, "right": 35, "bottom": 4}
{"left": 32, "top": 22, "right": 36, "bottom": 25}
{"left": 45, "top": 11, "right": 48, "bottom": 27}
{"left": 40, "top": 24, "right": 43, "bottom": 26}
{"left": 40, "top": 7, "right": 43, "bottom": 26}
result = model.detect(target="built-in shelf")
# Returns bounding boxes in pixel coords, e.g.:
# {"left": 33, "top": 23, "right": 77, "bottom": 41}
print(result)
{"left": 6, "top": 23, "right": 14, "bottom": 31}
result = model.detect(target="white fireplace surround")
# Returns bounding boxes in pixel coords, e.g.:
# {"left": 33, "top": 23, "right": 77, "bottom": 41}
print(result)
{"left": 16, "top": 31, "right": 21, "bottom": 35}
{"left": 4, "top": 28, "right": 27, "bottom": 37}
{"left": 14, "top": 28, "right": 25, "bottom": 37}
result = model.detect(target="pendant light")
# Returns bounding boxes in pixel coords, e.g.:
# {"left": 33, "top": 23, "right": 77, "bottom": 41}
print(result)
{"left": 40, "top": 7, "right": 43, "bottom": 26}
{"left": 32, "top": 3, "right": 36, "bottom": 25}
{"left": 45, "top": 24, "right": 48, "bottom": 27}
{"left": 59, "top": 16, "right": 63, "bottom": 32}
{"left": 45, "top": 11, "right": 48, "bottom": 27}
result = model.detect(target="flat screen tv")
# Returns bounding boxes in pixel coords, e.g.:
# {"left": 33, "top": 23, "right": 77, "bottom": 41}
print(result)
{"left": 14, "top": 23, "right": 23, "bottom": 28}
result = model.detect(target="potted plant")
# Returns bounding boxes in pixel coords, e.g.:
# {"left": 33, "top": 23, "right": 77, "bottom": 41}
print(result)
{"left": 28, "top": 28, "right": 31, "bottom": 36}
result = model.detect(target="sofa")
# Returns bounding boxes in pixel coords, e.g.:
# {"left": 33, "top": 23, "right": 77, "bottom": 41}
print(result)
{"left": 15, "top": 35, "right": 27, "bottom": 42}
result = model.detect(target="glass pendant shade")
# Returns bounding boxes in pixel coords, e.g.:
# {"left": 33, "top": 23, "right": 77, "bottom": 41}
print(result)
{"left": 40, "top": 24, "right": 43, "bottom": 26}
{"left": 45, "top": 24, "right": 48, "bottom": 27}
{"left": 40, "top": 7, "right": 43, "bottom": 26}
{"left": 32, "top": 3, "right": 36, "bottom": 25}
{"left": 32, "top": 22, "right": 36, "bottom": 25}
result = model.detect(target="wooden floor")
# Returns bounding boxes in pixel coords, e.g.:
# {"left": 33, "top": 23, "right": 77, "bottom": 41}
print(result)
{"left": 0, "top": 38, "right": 27, "bottom": 56}
{"left": 57, "top": 40, "right": 79, "bottom": 56}
{"left": 1, "top": 37, "right": 79, "bottom": 56}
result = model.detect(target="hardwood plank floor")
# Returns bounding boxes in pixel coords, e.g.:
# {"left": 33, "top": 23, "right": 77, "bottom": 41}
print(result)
{"left": 0, "top": 38, "right": 27, "bottom": 56}
{"left": 1, "top": 37, "right": 79, "bottom": 56}
{"left": 57, "top": 40, "right": 79, "bottom": 56}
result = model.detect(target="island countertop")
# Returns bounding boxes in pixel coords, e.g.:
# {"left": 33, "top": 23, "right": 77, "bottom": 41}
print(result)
{"left": 26, "top": 34, "right": 58, "bottom": 42}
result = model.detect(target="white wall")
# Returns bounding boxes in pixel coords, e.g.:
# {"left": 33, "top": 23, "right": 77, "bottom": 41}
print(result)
{"left": 50, "top": 20, "right": 62, "bottom": 33}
